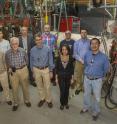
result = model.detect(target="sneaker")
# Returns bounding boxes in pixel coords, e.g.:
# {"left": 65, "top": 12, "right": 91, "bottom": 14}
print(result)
{"left": 38, "top": 100, "right": 45, "bottom": 107}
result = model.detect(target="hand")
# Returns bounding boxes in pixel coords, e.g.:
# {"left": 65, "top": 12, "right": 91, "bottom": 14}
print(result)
{"left": 49, "top": 72, "right": 53, "bottom": 79}
{"left": 32, "top": 68, "right": 35, "bottom": 80}
{"left": 8, "top": 68, "right": 12, "bottom": 73}
{"left": 71, "top": 78, "right": 74, "bottom": 84}
{"left": 79, "top": 59, "right": 84, "bottom": 64}
{"left": 55, "top": 78, "right": 58, "bottom": 84}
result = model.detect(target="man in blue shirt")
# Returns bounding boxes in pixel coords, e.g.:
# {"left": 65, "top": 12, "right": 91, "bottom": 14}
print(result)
{"left": 73, "top": 29, "right": 90, "bottom": 94}
{"left": 30, "top": 33, "right": 54, "bottom": 108}
{"left": 80, "top": 38, "right": 110, "bottom": 121}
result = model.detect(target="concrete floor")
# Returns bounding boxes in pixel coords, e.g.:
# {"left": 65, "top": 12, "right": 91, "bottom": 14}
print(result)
{"left": 0, "top": 84, "right": 117, "bottom": 124}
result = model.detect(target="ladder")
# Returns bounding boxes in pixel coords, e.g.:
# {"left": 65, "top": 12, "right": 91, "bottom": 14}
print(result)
{"left": 58, "top": 0, "right": 68, "bottom": 32}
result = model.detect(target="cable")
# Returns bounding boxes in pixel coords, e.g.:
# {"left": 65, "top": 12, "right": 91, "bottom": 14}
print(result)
{"left": 105, "top": 64, "right": 117, "bottom": 109}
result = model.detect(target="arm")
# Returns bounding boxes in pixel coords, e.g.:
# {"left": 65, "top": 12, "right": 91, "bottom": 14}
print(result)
{"left": 30, "top": 50, "right": 34, "bottom": 71}
{"left": 103, "top": 56, "right": 110, "bottom": 76}
{"left": 7, "top": 41, "right": 11, "bottom": 50}
{"left": 24, "top": 51, "right": 28, "bottom": 65}
{"left": 48, "top": 49, "right": 55, "bottom": 72}
{"left": 73, "top": 41, "right": 82, "bottom": 62}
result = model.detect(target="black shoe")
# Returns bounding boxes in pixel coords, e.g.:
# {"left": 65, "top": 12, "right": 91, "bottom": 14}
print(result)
{"left": 38, "top": 100, "right": 45, "bottom": 107}
{"left": 25, "top": 102, "right": 31, "bottom": 107}
{"left": 60, "top": 105, "right": 64, "bottom": 110}
{"left": 30, "top": 82, "right": 37, "bottom": 87}
{"left": 6, "top": 101, "right": 12, "bottom": 105}
{"left": 52, "top": 82, "right": 56, "bottom": 86}
{"left": 75, "top": 89, "right": 81, "bottom": 95}
{"left": 65, "top": 104, "right": 69, "bottom": 109}
{"left": 92, "top": 115, "right": 99, "bottom": 121}
{"left": 80, "top": 109, "right": 88, "bottom": 114}
{"left": 12, "top": 105, "right": 18, "bottom": 111}
{"left": 47, "top": 102, "right": 53, "bottom": 108}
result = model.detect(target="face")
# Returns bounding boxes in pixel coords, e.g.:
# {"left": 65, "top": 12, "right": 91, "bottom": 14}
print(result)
{"left": 80, "top": 30, "right": 87, "bottom": 39}
{"left": 11, "top": 40, "right": 19, "bottom": 51}
{"left": 0, "top": 31, "right": 3, "bottom": 40}
{"left": 65, "top": 33, "right": 71, "bottom": 40}
{"left": 21, "top": 27, "right": 28, "bottom": 36}
{"left": 35, "top": 36, "right": 42, "bottom": 46}
{"left": 62, "top": 46, "right": 68, "bottom": 56}
{"left": 91, "top": 39, "right": 100, "bottom": 53}
{"left": 44, "top": 25, "right": 50, "bottom": 33}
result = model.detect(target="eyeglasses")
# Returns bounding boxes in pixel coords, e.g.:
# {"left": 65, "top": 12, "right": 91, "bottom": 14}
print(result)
{"left": 35, "top": 38, "right": 42, "bottom": 41}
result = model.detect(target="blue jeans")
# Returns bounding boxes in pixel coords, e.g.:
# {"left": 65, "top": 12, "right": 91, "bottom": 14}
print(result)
{"left": 83, "top": 76, "right": 103, "bottom": 115}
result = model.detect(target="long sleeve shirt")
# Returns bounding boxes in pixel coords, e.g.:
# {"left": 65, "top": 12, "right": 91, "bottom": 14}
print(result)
{"left": 5, "top": 48, "right": 28, "bottom": 68}
{"left": 42, "top": 33, "right": 57, "bottom": 52}
{"left": 84, "top": 50, "right": 110, "bottom": 78}
{"left": 30, "top": 45, "right": 55, "bottom": 71}
{"left": 60, "top": 39, "right": 75, "bottom": 56}
{"left": 0, "top": 39, "right": 10, "bottom": 53}
{"left": 73, "top": 38, "right": 90, "bottom": 63}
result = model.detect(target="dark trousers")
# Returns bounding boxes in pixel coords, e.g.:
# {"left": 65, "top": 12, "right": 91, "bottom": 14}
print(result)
{"left": 28, "top": 66, "right": 34, "bottom": 82}
{"left": 58, "top": 77, "right": 71, "bottom": 106}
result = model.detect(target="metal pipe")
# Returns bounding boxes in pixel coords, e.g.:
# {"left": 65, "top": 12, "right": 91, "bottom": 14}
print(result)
{"left": 105, "top": 9, "right": 113, "bottom": 18}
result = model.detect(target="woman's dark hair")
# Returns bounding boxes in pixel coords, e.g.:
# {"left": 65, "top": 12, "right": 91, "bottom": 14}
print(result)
{"left": 60, "top": 44, "right": 71, "bottom": 55}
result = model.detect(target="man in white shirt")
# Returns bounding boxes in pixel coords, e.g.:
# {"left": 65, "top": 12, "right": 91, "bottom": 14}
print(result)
{"left": 0, "top": 30, "right": 10, "bottom": 53}
{"left": 0, "top": 29, "right": 12, "bottom": 105}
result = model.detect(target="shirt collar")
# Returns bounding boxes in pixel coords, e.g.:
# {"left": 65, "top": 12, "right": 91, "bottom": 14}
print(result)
{"left": 36, "top": 44, "right": 43, "bottom": 49}
{"left": 91, "top": 50, "right": 100, "bottom": 55}
{"left": 11, "top": 48, "right": 20, "bottom": 53}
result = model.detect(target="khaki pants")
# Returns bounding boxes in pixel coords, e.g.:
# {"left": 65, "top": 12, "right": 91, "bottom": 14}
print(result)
{"left": 0, "top": 71, "right": 11, "bottom": 102}
{"left": 9, "top": 66, "right": 30, "bottom": 105}
{"left": 33, "top": 67, "right": 52, "bottom": 102}
{"left": 74, "top": 60, "right": 84, "bottom": 90}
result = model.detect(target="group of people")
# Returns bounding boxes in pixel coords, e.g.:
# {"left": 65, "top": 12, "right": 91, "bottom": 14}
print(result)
{"left": 0, "top": 24, "right": 110, "bottom": 121}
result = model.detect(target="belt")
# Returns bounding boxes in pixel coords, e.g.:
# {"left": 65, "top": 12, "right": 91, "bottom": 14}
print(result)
{"left": 35, "top": 66, "right": 48, "bottom": 70}
{"left": 16, "top": 65, "right": 26, "bottom": 70}
{"left": 86, "top": 76, "right": 100, "bottom": 80}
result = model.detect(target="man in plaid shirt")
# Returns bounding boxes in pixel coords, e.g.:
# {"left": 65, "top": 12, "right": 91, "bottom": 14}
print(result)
{"left": 5, "top": 37, "right": 31, "bottom": 111}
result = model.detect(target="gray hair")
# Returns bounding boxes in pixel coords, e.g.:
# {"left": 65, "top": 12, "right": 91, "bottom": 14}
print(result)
{"left": 10, "top": 37, "right": 19, "bottom": 44}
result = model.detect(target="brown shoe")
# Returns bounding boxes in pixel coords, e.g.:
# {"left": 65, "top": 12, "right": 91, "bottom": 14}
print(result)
{"left": 25, "top": 102, "right": 31, "bottom": 107}
{"left": 47, "top": 102, "right": 53, "bottom": 108}
{"left": 6, "top": 101, "right": 12, "bottom": 105}
{"left": 12, "top": 105, "right": 18, "bottom": 111}
{"left": 38, "top": 100, "right": 45, "bottom": 107}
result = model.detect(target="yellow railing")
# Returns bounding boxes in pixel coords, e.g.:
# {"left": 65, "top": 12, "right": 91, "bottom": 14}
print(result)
{"left": 66, "top": 0, "right": 116, "bottom": 5}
